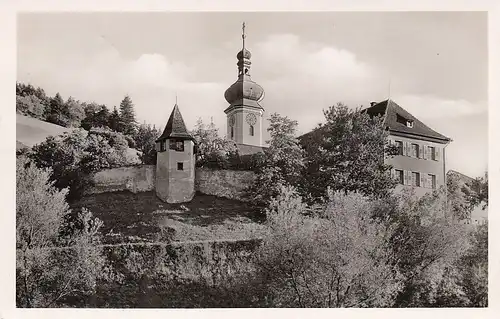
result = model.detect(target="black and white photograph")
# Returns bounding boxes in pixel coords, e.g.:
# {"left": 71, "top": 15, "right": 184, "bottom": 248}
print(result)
{"left": 1, "top": 2, "right": 497, "bottom": 317}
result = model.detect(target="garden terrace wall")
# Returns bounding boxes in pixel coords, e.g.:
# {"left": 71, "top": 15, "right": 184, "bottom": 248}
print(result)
{"left": 195, "top": 168, "right": 256, "bottom": 201}
{"left": 87, "top": 165, "right": 256, "bottom": 202}
{"left": 87, "top": 165, "right": 155, "bottom": 194}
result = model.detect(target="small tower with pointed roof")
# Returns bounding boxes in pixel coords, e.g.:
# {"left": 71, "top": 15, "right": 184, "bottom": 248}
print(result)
{"left": 155, "top": 103, "right": 195, "bottom": 203}
{"left": 224, "top": 22, "right": 265, "bottom": 147}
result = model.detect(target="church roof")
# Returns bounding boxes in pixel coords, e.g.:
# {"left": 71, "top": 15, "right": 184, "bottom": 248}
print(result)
{"left": 364, "top": 99, "right": 451, "bottom": 143}
{"left": 157, "top": 104, "right": 194, "bottom": 141}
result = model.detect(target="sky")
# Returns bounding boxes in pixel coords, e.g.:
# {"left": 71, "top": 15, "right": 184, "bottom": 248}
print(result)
{"left": 16, "top": 11, "right": 488, "bottom": 178}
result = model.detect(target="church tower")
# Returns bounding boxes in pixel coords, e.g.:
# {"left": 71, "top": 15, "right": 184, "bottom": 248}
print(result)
{"left": 224, "top": 22, "right": 265, "bottom": 147}
{"left": 155, "top": 103, "right": 195, "bottom": 203}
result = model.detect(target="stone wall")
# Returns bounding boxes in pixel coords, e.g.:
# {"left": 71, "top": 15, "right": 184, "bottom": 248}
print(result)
{"left": 87, "top": 165, "right": 256, "bottom": 202}
{"left": 195, "top": 168, "right": 256, "bottom": 201}
{"left": 87, "top": 165, "right": 155, "bottom": 194}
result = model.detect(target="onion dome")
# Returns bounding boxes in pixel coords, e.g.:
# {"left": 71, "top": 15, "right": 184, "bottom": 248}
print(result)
{"left": 237, "top": 48, "right": 252, "bottom": 60}
{"left": 224, "top": 22, "right": 265, "bottom": 112}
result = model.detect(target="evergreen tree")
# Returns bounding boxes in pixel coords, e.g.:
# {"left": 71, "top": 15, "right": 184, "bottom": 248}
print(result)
{"left": 133, "top": 123, "right": 160, "bottom": 164}
{"left": 118, "top": 95, "right": 137, "bottom": 135}
{"left": 45, "top": 93, "right": 66, "bottom": 127}
{"left": 108, "top": 106, "right": 121, "bottom": 132}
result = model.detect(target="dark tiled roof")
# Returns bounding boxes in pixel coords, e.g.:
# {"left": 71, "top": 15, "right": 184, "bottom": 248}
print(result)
{"left": 365, "top": 99, "right": 451, "bottom": 142}
{"left": 157, "top": 104, "right": 194, "bottom": 141}
{"left": 235, "top": 143, "right": 267, "bottom": 156}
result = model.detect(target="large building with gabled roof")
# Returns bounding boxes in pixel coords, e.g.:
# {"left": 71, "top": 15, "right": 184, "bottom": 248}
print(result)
{"left": 365, "top": 99, "right": 452, "bottom": 197}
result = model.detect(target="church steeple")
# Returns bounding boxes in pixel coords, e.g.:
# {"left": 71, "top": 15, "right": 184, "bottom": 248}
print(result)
{"left": 224, "top": 22, "right": 265, "bottom": 147}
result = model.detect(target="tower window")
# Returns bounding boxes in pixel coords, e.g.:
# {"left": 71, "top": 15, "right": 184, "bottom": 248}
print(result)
{"left": 177, "top": 162, "right": 184, "bottom": 171}
{"left": 244, "top": 68, "right": 249, "bottom": 74}
{"left": 169, "top": 139, "right": 184, "bottom": 152}
{"left": 249, "top": 125, "right": 254, "bottom": 136}
{"left": 160, "top": 141, "right": 166, "bottom": 152}
{"left": 231, "top": 127, "right": 234, "bottom": 139}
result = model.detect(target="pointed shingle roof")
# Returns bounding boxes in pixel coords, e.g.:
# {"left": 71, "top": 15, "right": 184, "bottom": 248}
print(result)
{"left": 157, "top": 104, "right": 194, "bottom": 141}
{"left": 365, "top": 99, "right": 451, "bottom": 143}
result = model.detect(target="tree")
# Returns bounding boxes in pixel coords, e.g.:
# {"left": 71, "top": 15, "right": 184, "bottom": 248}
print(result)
{"left": 300, "top": 103, "right": 398, "bottom": 202}
{"left": 378, "top": 188, "right": 470, "bottom": 307}
{"left": 247, "top": 113, "right": 305, "bottom": 204}
{"left": 191, "top": 118, "right": 238, "bottom": 169}
{"left": 118, "top": 95, "right": 137, "bottom": 135}
{"left": 63, "top": 97, "right": 85, "bottom": 128}
{"left": 447, "top": 172, "right": 476, "bottom": 221}
{"left": 28, "top": 128, "right": 139, "bottom": 200}
{"left": 133, "top": 123, "right": 160, "bottom": 164}
{"left": 16, "top": 156, "right": 105, "bottom": 307}
{"left": 16, "top": 95, "right": 46, "bottom": 119}
{"left": 466, "top": 172, "right": 488, "bottom": 210}
{"left": 108, "top": 106, "right": 121, "bottom": 132}
{"left": 16, "top": 82, "right": 50, "bottom": 108}
{"left": 255, "top": 186, "right": 402, "bottom": 307}
{"left": 81, "top": 102, "right": 111, "bottom": 130}
{"left": 45, "top": 93, "right": 67, "bottom": 127}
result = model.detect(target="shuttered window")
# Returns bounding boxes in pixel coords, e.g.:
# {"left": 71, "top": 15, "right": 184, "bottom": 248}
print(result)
{"left": 411, "top": 172, "right": 420, "bottom": 187}
{"left": 395, "top": 169, "right": 404, "bottom": 184}
{"left": 395, "top": 141, "right": 403, "bottom": 155}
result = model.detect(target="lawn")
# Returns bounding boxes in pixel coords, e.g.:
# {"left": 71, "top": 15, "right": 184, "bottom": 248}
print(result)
{"left": 71, "top": 191, "right": 267, "bottom": 244}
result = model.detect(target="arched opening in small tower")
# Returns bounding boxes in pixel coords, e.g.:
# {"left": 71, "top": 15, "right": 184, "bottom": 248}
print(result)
{"left": 249, "top": 125, "right": 254, "bottom": 136}
{"left": 231, "top": 127, "right": 234, "bottom": 139}
{"left": 244, "top": 68, "right": 249, "bottom": 75}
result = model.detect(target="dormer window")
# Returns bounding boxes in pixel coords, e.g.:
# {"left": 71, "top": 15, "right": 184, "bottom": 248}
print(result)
{"left": 406, "top": 120, "right": 414, "bottom": 128}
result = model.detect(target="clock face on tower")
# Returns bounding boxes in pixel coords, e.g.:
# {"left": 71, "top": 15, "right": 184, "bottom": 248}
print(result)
{"left": 229, "top": 115, "right": 236, "bottom": 127}
{"left": 245, "top": 113, "right": 257, "bottom": 125}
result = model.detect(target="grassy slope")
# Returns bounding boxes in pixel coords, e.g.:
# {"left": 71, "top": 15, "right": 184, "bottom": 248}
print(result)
{"left": 16, "top": 114, "right": 140, "bottom": 160}
{"left": 71, "top": 191, "right": 266, "bottom": 244}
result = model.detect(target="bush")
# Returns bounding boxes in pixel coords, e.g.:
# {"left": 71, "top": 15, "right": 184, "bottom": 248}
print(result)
{"left": 16, "top": 157, "right": 106, "bottom": 307}
{"left": 254, "top": 186, "right": 402, "bottom": 307}
{"left": 28, "top": 128, "right": 139, "bottom": 200}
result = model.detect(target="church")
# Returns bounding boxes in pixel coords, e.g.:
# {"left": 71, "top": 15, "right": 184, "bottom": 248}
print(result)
{"left": 155, "top": 23, "right": 451, "bottom": 203}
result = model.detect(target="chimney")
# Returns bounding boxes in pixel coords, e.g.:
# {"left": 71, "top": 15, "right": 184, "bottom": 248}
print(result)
{"left": 370, "top": 101, "right": 377, "bottom": 107}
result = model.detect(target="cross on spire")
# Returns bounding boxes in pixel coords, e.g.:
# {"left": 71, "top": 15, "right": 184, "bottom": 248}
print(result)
{"left": 242, "top": 22, "right": 246, "bottom": 50}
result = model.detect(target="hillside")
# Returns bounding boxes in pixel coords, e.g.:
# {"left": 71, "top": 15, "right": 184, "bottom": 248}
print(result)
{"left": 16, "top": 114, "right": 141, "bottom": 161}
{"left": 16, "top": 113, "right": 72, "bottom": 149}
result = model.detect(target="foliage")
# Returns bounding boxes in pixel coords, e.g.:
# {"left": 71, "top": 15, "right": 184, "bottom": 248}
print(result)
{"left": 81, "top": 102, "right": 111, "bottom": 130}
{"left": 133, "top": 123, "right": 160, "bottom": 164}
{"left": 446, "top": 172, "right": 477, "bottom": 221}
{"left": 28, "top": 128, "right": 138, "bottom": 200}
{"left": 466, "top": 172, "right": 488, "bottom": 210}
{"left": 108, "top": 106, "right": 121, "bottom": 132}
{"left": 246, "top": 113, "right": 305, "bottom": 204}
{"left": 377, "top": 188, "right": 470, "bottom": 307}
{"left": 16, "top": 157, "right": 105, "bottom": 308}
{"left": 301, "top": 103, "right": 398, "bottom": 202}
{"left": 16, "top": 82, "right": 50, "bottom": 108}
{"left": 118, "top": 95, "right": 137, "bottom": 135}
{"left": 191, "top": 118, "right": 239, "bottom": 169}
{"left": 16, "top": 95, "right": 46, "bottom": 119}
{"left": 254, "top": 186, "right": 402, "bottom": 307}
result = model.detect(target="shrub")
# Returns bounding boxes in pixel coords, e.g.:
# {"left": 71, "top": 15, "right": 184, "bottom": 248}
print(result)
{"left": 28, "top": 128, "right": 139, "bottom": 200}
{"left": 16, "top": 157, "right": 105, "bottom": 307}
{"left": 254, "top": 186, "right": 402, "bottom": 307}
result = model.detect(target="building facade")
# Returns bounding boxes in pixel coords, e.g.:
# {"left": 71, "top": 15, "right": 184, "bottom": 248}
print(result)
{"left": 155, "top": 104, "right": 196, "bottom": 203}
{"left": 365, "top": 99, "right": 451, "bottom": 197}
{"left": 224, "top": 23, "right": 266, "bottom": 153}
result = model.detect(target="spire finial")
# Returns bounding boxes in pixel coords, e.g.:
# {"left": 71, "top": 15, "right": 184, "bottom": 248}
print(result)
{"left": 242, "top": 22, "right": 246, "bottom": 50}
{"left": 175, "top": 92, "right": 178, "bottom": 105}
